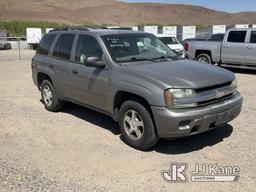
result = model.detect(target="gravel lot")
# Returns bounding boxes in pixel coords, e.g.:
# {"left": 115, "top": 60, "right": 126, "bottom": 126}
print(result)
{"left": 0, "top": 49, "right": 255, "bottom": 192}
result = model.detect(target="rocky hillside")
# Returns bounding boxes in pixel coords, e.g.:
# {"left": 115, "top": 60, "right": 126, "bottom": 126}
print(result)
{"left": 0, "top": 0, "right": 255, "bottom": 26}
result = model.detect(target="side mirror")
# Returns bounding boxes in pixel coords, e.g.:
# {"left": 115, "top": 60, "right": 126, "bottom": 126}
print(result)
{"left": 80, "top": 55, "right": 105, "bottom": 68}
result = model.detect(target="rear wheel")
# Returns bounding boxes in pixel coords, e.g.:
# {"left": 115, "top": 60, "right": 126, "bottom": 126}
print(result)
{"left": 196, "top": 53, "right": 212, "bottom": 64}
{"left": 41, "top": 80, "right": 63, "bottom": 112}
{"left": 119, "top": 100, "right": 159, "bottom": 150}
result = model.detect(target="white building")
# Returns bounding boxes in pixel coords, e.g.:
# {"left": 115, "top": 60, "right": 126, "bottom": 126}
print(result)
{"left": 162, "top": 26, "right": 177, "bottom": 37}
{"left": 143, "top": 25, "right": 158, "bottom": 35}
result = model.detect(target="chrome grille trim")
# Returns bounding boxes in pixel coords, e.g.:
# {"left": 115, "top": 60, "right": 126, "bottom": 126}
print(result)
{"left": 171, "top": 84, "right": 237, "bottom": 108}
{"left": 196, "top": 85, "right": 237, "bottom": 103}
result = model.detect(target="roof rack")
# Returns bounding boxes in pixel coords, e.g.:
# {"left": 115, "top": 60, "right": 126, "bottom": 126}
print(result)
{"left": 108, "top": 27, "right": 132, "bottom": 30}
{"left": 49, "top": 26, "right": 108, "bottom": 32}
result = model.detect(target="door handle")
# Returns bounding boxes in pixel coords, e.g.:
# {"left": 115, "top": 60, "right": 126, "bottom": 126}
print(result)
{"left": 223, "top": 45, "right": 229, "bottom": 48}
{"left": 72, "top": 70, "right": 78, "bottom": 75}
{"left": 49, "top": 65, "right": 54, "bottom": 68}
{"left": 247, "top": 45, "right": 254, "bottom": 49}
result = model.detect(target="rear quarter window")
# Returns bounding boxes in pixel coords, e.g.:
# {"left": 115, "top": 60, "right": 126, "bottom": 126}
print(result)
{"left": 36, "top": 34, "right": 56, "bottom": 55}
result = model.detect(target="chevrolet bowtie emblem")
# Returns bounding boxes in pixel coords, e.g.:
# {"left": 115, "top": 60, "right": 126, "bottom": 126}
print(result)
{"left": 216, "top": 90, "right": 225, "bottom": 98}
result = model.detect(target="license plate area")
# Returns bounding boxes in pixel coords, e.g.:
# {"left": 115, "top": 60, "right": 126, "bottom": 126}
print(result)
{"left": 215, "top": 110, "right": 232, "bottom": 125}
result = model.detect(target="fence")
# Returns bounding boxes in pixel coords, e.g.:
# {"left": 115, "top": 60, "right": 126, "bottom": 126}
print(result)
{"left": 0, "top": 37, "right": 29, "bottom": 60}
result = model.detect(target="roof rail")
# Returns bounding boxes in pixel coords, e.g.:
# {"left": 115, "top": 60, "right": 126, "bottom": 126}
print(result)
{"left": 49, "top": 26, "right": 89, "bottom": 32}
{"left": 49, "top": 26, "right": 108, "bottom": 32}
{"left": 108, "top": 27, "right": 132, "bottom": 30}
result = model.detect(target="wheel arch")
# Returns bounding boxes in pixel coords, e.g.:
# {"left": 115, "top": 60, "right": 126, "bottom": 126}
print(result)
{"left": 37, "top": 72, "right": 53, "bottom": 90}
{"left": 113, "top": 90, "right": 155, "bottom": 122}
{"left": 195, "top": 50, "right": 212, "bottom": 60}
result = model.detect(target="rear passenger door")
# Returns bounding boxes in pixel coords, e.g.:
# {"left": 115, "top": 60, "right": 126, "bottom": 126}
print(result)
{"left": 221, "top": 30, "right": 247, "bottom": 64}
{"left": 49, "top": 33, "right": 75, "bottom": 98}
{"left": 244, "top": 31, "right": 256, "bottom": 66}
{"left": 70, "top": 34, "right": 110, "bottom": 111}
{"left": 34, "top": 33, "right": 56, "bottom": 82}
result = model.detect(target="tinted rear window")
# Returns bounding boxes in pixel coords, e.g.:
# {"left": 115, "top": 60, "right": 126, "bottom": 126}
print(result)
{"left": 53, "top": 34, "right": 74, "bottom": 60}
{"left": 227, "top": 31, "right": 247, "bottom": 43}
{"left": 36, "top": 34, "right": 56, "bottom": 55}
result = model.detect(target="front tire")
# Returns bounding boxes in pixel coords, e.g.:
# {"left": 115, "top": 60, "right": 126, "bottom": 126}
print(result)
{"left": 41, "top": 80, "right": 63, "bottom": 112}
{"left": 119, "top": 101, "right": 159, "bottom": 150}
{"left": 196, "top": 53, "right": 212, "bottom": 64}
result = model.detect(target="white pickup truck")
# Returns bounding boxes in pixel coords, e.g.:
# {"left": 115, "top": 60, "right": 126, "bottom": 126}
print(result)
{"left": 187, "top": 28, "right": 256, "bottom": 69}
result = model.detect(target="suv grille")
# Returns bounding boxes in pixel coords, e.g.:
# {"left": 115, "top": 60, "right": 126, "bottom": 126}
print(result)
{"left": 195, "top": 82, "right": 236, "bottom": 107}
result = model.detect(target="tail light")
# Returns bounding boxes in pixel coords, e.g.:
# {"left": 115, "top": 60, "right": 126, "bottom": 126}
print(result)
{"left": 184, "top": 41, "right": 189, "bottom": 51}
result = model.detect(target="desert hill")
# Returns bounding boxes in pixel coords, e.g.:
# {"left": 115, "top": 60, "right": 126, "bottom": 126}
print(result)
{"left": 0, "top": 0, "right": 255, "bottom": 26}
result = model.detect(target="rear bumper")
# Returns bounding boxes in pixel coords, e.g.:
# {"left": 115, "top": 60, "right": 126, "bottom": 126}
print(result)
{"left": 151, "top": 92, "right": 243, "bottom": 138}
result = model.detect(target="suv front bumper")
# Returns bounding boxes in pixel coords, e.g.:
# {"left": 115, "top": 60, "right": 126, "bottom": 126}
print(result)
{"left": 151, "top": 91, "right": 243, "bottom": 138}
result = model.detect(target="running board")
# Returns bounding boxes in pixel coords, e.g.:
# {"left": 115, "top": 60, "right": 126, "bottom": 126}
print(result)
{"left": 220, "top": 64, "right": 256, "bottom": 70}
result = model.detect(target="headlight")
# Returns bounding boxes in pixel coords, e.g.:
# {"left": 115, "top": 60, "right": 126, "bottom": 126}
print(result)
{"left": 164, "top": 88, "right": 197, "bottom": 109}
{"left": 230, "top": 77, "right": 238, "bottom": 89}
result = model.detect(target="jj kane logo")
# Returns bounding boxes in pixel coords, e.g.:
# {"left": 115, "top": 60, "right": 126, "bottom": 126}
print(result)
{"left": 161, "top": 162, "right": 188, "bottom": 183}
{"left": 162, "top": 163, "right": 240, "bottom": 183}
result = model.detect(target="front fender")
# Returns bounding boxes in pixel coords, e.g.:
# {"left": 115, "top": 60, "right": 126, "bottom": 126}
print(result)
{"left": 110, "top": 80, "right": 166, "bottom": 113}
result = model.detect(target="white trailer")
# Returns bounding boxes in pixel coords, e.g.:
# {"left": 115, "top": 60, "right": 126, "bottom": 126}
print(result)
{"left": 162, "top": 26, "right": 177, "bottom": 37}
{"left": 235, "top": 24, "right": 249, "bottom": 29}
{"left": 212, "top": 25, "right": 226, "bottom": 34}
{"left": 143, "top": 25, "right": 158, "bottom": 35}
{"left": 252, "top": 25, "right": 256, "bottom": 28}
{"left": 182, "top": 26, "right": 196, "bottom": 40}
{"left": 131, "top": 26, "right": 139, "bottom": 31}
{"left": 26, "top": 28, "right": 42, "bottom": 50}
{"left": 46, "top": 28, "right": 54, "bottom": 33}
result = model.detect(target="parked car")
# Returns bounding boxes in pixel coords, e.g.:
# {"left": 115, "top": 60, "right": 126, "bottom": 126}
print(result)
{"left": 32, "top": 28, "right": 243, "bottom": 150}
{"left": 186, "top": 29, "right": 256, "bottom": 69}
{"left": 0, "top": 41, "right": 12, "bottom": 50}
{"left": 157, "top": 34, "right": 185, "bottom": 58}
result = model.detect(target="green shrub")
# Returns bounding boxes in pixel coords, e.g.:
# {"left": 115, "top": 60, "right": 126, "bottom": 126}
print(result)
{"left": 0, "top": 20, "right": 67, "bottom": 36}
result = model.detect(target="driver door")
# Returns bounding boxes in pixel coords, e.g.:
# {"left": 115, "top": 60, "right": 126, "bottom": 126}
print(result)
{"left": 69, "top": 34, "right": 110, "bottom": 111}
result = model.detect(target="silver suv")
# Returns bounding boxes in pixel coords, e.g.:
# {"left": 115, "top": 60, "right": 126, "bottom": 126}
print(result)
{"left": 32, "top": 27, "right": 243, "bottom": 150}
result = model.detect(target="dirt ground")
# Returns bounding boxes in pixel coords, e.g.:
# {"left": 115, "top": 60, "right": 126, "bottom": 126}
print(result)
{"left": 0, "top": 49, "right": 255, "bottom": 192}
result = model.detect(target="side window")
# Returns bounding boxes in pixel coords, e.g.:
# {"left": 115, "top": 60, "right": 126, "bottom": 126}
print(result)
{"left": 227, "top": 31, "right": 247, "bottom": 43}
{"left": 75, "top": 35, "right": 103, "bottom": 63}
{"left": 36, "top": 34, "right": 56, "bottom": 55}
{"left": 250, "top": 31, "right": 256, "bottom": 43}
{"left": 53, "top": 34, "right": 74, "bottom": 60}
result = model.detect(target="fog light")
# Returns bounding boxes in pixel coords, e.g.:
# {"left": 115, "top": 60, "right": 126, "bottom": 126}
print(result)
{"left": 178, "top": 120, "right": 192, "bottom": 130}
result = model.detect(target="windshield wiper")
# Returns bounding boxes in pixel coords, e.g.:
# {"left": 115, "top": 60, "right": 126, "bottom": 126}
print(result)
{"left": 118, "top": 57, "right": 157, "bottom": 63}
{"left": 118, "top": 56, "right": 179, "bottom": 63}
{"left": 151, "top": 55, "right": 178, "bottom": 61}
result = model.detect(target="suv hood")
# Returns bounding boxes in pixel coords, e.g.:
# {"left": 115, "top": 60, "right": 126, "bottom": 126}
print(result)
{"left": 125, "top": 59, "right": 234, "bottom": 89}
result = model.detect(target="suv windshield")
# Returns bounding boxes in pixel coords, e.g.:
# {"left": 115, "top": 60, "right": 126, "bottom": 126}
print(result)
{"left": 102, "top": 34, "right": 178, "bottom": 63}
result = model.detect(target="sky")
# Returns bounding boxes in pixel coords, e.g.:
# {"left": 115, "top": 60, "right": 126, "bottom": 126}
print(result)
{"left": 122, "top": 0, "right": 256, "bottom": 13}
